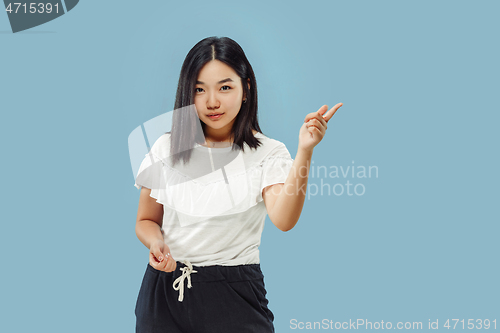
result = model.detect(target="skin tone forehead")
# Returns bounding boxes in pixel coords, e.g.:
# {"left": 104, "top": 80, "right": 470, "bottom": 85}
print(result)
{"left": 196, "top": 60, "right": 241, "bottom": 86}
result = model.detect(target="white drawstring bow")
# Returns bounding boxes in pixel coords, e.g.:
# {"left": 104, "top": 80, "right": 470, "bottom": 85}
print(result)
{"left": 172, "top": 260, "right": 198, "bottom": 302}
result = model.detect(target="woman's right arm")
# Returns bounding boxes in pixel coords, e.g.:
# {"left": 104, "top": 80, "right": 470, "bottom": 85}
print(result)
{"left": 135, "top": 187, "right": 164, "bottom": 249}
{"left": 136, "top": 187, "right": 176, "bottom": 272}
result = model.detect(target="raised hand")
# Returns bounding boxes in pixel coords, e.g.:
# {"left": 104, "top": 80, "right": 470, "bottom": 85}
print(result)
{"left": 298, "top": 103, "right": 343, "bottom": 152}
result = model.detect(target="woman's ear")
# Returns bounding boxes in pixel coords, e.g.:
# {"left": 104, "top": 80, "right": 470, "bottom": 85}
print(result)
{"left": 243, "top": 78, "right": 251, "bottom": 101}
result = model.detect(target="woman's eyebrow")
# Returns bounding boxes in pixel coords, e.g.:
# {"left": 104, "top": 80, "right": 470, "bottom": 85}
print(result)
{"left": 196, "top": 78, "right": 234, "bottom": 85}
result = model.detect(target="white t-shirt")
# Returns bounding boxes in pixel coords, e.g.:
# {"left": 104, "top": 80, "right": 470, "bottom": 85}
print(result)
{"left": 134, "top": 131, "right": 294, "bottom": 266}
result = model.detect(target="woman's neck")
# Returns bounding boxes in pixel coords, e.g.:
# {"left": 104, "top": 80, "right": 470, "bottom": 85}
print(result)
{"left": 201, "top": 129, "right": 258, "bottom": 147}
{"left": 202, "top": 128, "right": 233, "bottom": 147}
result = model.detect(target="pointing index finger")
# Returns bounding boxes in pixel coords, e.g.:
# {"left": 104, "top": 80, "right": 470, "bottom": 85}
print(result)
{"left": 323, "top": 103, "right": 343, "bottom": 122}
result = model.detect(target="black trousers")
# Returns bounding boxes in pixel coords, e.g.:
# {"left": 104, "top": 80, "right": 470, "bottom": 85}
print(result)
{"left": 135, "top": 261, "right": 275, "bottom": 333}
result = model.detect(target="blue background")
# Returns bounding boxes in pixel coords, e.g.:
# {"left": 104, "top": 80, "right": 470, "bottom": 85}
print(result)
{"left": 1, "top": 0, "right": 498, "bottom": 332}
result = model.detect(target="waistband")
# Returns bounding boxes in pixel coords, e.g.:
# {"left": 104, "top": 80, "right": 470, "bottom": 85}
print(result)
{"left": 146, "top": 260, "right": 264, "bottom": 283}
{"left": 147, "top": 260, "right": 264, "bottom": 302}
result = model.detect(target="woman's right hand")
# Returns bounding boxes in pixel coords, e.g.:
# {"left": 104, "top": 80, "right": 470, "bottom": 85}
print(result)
{"left": 149, "top": 239, "right": 177, "bottom": 272}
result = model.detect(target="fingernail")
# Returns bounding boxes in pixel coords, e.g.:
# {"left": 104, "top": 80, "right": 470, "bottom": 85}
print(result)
{"left": 159, "top": 256, "right": 163, "bottom": 261}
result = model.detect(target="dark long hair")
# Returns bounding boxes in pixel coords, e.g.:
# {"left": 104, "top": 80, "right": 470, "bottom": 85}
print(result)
{"left": 169, "top": 36, "right": 262, "bottom": 166}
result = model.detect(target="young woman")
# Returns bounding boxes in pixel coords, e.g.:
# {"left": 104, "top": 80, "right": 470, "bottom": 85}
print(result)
{"left": 133, "top": 36, "right": 342, "bottom": 333}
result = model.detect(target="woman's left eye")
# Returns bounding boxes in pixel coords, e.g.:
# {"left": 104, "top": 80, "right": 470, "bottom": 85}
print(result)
{"left": 220, "top": 85, "right": 231, "bottom": 91}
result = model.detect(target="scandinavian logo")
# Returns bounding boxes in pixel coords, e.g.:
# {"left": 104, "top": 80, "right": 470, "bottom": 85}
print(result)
{"left": 3, "top": 0, "right": 79, "bottom": 33}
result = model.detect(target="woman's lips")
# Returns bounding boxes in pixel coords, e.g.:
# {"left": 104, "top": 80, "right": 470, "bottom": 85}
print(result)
{"left": 208, "top": 113, "right": 224, "bottom": 120}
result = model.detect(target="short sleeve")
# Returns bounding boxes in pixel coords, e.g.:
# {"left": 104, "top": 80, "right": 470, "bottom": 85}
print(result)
{"left": 134, "top": 146, "right": 166, "bottom": 201}
{"left": 259, "top": 143, "right": 294, "bottom": 199}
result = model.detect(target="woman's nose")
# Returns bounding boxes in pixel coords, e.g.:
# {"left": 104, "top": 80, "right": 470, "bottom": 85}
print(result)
{"left": 206, "top": 91, "right": 220, "bottom": 109}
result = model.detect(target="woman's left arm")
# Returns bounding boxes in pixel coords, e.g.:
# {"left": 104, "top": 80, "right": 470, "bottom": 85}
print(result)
{"left": 263, "top": 103, "right": 343, "bottom": 231}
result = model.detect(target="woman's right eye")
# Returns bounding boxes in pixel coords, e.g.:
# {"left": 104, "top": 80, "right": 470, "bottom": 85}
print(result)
{"left": 195, "top": 87, "right": 204, "bottom": 93}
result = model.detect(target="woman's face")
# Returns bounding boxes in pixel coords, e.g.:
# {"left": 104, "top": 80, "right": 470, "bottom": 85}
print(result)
{"left": 194, "top": 60, "right": 246, "bottom": 138}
